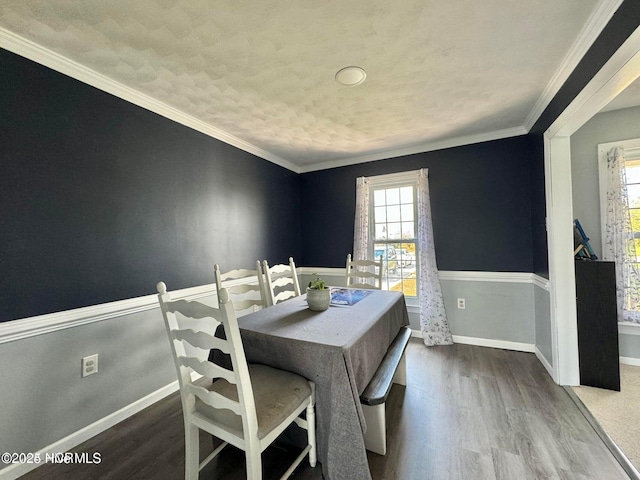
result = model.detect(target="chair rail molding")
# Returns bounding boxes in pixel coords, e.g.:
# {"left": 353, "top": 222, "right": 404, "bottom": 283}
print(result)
{"left": 0, "top": 281, "right": 223, "bottom": 344}
{"left": 1, "top": 269, "right": 549, "bottom": 345}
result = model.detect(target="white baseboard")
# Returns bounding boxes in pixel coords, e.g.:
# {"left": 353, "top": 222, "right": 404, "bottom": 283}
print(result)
{"left": 410, "top": 329, "right": 535, "bottom": 353}
{"left": 620, "top": 356, "right": 640, "bottom": 367}
{"left": 0, "top": 380, "right": 181, "bottom": 480}
{"left": 452, "top": 335, "right": 535, "bottom": 353}
{"left": 535, "top": 347, "right": 555, "bottom": 379}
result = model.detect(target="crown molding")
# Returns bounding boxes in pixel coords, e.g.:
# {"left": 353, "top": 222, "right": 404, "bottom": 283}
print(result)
{"left": 523, "top": 0, "right": 624, "bottom": 131}
{"left": 548, "top": 25, "right": 640, "bottom": 139}
{"left": 298, "top": 126, "right": 528, "bottom": 173}
{"left": 0, "top": 28, "right": 526, "bottom": 175}
{"left": 2, "top": 0, "right": 617, "bottom": 177}
{"left": 0, "top": 27, "right": 301, "bottom": 174}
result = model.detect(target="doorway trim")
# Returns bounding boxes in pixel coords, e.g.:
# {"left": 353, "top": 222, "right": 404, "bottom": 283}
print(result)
{"left": 545, "top": 26, "right": 640, "bottom": 385}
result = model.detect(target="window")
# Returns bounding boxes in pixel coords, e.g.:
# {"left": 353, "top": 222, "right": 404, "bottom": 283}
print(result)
{"left": 626, "top": 158, "right": 640, "bottom": 256}
{"left": 369, "top": 173, "right": 418, "bottom": 297}
{"left": 598, "top": 139, "right": 640, "bottom": 323}
{"left": 355, "top": 169, "right": 453, "bottom": 343}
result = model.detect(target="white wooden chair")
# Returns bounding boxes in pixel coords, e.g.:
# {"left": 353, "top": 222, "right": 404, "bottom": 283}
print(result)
{"left": 345, "top": 254, "right": 383, "bottom": 289}
{"left": 214, "top": 262, "right": 267, "bottom": 316}
{"left": 156, "top": 282, "right": 317, "bottom": 480}
{"left": 263, "top": 257, "right": 302, "bottom": 306}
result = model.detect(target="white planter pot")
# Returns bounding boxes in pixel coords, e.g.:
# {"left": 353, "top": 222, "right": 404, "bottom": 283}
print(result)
{"left": 306, "top": 287, "right": 331, "bottom": 311}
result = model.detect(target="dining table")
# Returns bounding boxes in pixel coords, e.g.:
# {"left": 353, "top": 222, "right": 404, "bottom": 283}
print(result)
{"left": 229, "top": 287, "right": 410, "bottom": 480}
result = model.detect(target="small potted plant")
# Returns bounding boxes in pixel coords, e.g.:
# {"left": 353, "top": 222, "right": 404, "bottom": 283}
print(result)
{"left": 306, "top": 274, "right": 331, "bottom": 311}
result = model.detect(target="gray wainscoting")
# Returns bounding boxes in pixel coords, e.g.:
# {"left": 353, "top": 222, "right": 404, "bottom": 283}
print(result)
{"left": 534, "top": 283, "right": 553, "bottom": 369}
{"left": 303, "top": 269, "right": 540, "bottom": 350}
{"left": 0, "top": 288, "right": 222, "bottom": 480}
{"left": 0, "top": 308, "right": 175, "bottom": 466}
{"left": 440, "top": 279, "right": 534, "bottom": 347}
{"left": 620, "top": 329, "right": 640, "bottom": 362}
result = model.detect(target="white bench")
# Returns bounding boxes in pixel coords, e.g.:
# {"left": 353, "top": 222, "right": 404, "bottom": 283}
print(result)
{"left": 360, "top": 326, "right": 411, "bottom": 455}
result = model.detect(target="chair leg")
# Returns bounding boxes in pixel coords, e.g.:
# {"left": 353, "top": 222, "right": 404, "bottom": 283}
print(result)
{"left": 184, "top": 423, "right": 200, "bottom": 480}
{"left": 245, "top": 447, "right": 262, "bottom": 480}
{"left": 307, "top": 400, "right": 317, "bottom": 467}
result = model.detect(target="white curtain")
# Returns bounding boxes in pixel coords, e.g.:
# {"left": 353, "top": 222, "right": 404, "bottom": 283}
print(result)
{"left": 353, "top": 171, "right": 453, "bottom": 346}
{"left": 603, "top": 147, "right": 640, "bottom": 323}
{"left": 353, "top": 176, "right": 370, "bottom": 260}
{"left": 417, "top": 169, "right": 453, "bottom": 345}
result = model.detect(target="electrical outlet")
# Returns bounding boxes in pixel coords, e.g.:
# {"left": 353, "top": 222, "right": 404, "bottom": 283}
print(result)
{"left": 457, "top": 298, "right": 466, "bottom": 309}
{"left": 81, "top": 354, "right": 99, "bottom": 377}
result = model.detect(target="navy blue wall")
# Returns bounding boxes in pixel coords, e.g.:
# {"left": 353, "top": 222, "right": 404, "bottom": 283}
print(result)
{"left": 0, "top": 49, "right": 300, "bottom": 322}
{"left": 300, "top": 136, "right": 536, "bottom": 272}
{"left": 529, "top": 133, "right": 548, "bottom": 277}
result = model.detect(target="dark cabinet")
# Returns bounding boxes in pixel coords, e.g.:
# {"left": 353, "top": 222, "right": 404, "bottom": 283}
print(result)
{"left": 575, "top": 260, "right": 620, "bottom": 391}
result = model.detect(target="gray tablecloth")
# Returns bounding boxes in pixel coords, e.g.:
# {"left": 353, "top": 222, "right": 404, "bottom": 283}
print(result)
{"left": 237, "top": 289, "right": 409, "bottom": 480}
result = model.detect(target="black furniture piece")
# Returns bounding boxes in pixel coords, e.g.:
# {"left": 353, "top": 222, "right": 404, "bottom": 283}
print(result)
{"left": 575, "top": 260, "right": 620, "bottom": 391}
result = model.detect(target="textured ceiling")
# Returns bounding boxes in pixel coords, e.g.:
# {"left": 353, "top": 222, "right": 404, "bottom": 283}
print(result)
{"left": 0, "top": 0, "right": 605, "bottom": 170}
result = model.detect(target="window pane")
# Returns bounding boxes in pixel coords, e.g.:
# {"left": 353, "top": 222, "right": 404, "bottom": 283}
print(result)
{"left": 634, "top": 239, "right": 640, "bottom": 260}
{"left": 398, "top": 244, "right": 415, "bottom": 266}
{"left": 392, "top": 277, "right": 416, "bottom": 297}
{"left": 374, "top": 189, "right": 386, "bottom": 206}
{"left": 629, "top": 184, "right": 640, "bottom": 208}
{"left": 627, "top": 164, "right": 640, "bottom": 184}
{"left": 375, "top": 224, "right": 386, "bottom": 240}
{"left": 401, "top": 204, "right": 414, "bottom": 222}
{"left": 631, "top": 209, "right": 640, "bottom": 232}
{"left": 402, "top": 222, "right": 415, "bottom": 238}
{"left": 387, "top": 205, "right": 401, "bottom": 222}
{"left": 374, "top": 206, "right": 386, "bottom": 223}
{"left": 386, "top": 188, "right": 400, "bottom": 205}
{"left": 400, "top": 186, "right": 413, "bottom": 203}
{"left": 387, "top": 222, "right": 402, "bottom": 239}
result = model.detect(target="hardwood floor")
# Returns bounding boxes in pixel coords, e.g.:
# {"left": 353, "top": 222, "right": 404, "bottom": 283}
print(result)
{"left": 19, "top": 340, "right": 629, "bottom": 479}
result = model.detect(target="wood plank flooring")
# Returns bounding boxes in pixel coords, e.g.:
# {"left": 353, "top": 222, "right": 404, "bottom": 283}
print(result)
{"left": 19, "top": 340, "right": 629, "bottom": 479}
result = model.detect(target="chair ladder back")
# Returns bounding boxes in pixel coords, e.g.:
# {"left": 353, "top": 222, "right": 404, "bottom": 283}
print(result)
{"left": 185, "top": 383, "right": 242, "bottom": 415}
{"left": 156, "top": 283, "right": 259, "bottom": 442}
{"left": 177, "top": 354, "right": 235, "bottom": 383}
{"left": 346, "top": 253, "right": 384, "bottom": 289}
{"left": 156, "top": 281, "right": 317, "bottom": 478}
{"left": 214, "top": 263, "right": 266, "bottom": 315}
{"left": 263, "top": 257, "right": 301, "bottom": 306}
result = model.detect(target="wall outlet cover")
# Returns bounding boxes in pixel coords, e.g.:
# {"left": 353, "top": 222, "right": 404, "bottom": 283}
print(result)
{"left": 82, "top": 354, "right": 99, "bottom": 377}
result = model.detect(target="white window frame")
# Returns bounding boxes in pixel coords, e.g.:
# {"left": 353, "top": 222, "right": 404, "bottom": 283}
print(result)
{"left": 368, "top": 171, "right": 420, "bottom": 305}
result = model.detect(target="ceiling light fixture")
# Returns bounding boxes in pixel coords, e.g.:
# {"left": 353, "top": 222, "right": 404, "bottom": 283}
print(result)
{"left": 335, "top": 66, "right": 367, "bottom": 86}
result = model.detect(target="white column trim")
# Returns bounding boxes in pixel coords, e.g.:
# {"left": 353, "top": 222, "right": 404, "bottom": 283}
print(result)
{"left": 543, "top": 26, "right": 640, "bottom": 385}
{"left": 545, "top": 134, "right": 580, "bottom": 385}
